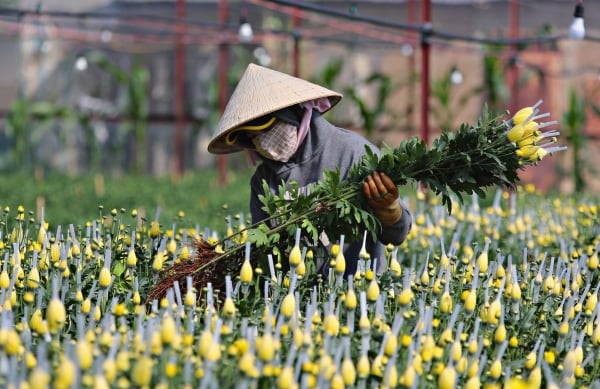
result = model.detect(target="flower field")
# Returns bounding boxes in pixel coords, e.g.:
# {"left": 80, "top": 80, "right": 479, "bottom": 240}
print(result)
{"left": 0, "top": 184, "right": 598, "bottom": 389}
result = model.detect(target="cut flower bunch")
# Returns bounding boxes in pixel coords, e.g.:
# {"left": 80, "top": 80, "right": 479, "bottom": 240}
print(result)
{"left": 151, "top": 100, "right": 566, "bottom": 298}
{"left": 254, "top": 100, "right": 566, "bottom": 246}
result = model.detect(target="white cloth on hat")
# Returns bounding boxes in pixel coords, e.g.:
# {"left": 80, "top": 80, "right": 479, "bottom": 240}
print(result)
{"left": 297, "top": 98, "right": 332, "bottom": 147}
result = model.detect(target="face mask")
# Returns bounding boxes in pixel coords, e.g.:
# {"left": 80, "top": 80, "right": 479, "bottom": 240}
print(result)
{"left": 252, "top": 120, "right": 299, "bottom": 162}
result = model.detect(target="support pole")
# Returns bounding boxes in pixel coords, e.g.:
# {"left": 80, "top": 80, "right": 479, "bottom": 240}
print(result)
{"left": 292, "top": 6, "right": 301, "bottom": 77}
{"left": 508, "top": 0, "right": 520, "bottom": 114}
{"left": 218, "top": 0, "right": 229, "bottom": 186}
{"left": 407, "top": 0, "right": 416, "bottom": 132}
{"left": 419, "top": 0, "right": 431, "bottom": 145}
{"left": 174, "top": 0, "right": 186, "bottom": 176}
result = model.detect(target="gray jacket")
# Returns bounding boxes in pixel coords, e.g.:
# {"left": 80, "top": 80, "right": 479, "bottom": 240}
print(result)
{"left": 249, "top": 112, "right": 412, "bottom": 276}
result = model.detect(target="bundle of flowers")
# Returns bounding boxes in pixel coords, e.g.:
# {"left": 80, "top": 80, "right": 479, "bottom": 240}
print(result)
{"left": 150, "top": 101, "right": 566, "bottom": 299}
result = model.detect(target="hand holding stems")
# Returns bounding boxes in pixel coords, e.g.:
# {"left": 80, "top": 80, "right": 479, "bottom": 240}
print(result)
{"left": 362, "top": 171, "right": 402, "bottom": 226}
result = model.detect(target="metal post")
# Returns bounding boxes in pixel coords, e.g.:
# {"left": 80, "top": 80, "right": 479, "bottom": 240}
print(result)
{"left": 508, "top": 0, "right": 520, "bottom": 114}
{"left": 174, "top": 0, "right": 186, "bottom": 176}
{"left": 292, "top": 6, "right": 301, "bottom": 77}
{"left": 218, "top": 0, "right": 229, "bottom": 186}
{"left": 407, "top": 0, "right": 416, "bottom": 132}
{"left": 420, "top": 0, "right": 431, "bottom": 145}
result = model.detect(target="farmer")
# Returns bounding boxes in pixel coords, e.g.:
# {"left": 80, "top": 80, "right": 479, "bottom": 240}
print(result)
{"left": 207, "top": 63, "right": 412, "bottom": 276}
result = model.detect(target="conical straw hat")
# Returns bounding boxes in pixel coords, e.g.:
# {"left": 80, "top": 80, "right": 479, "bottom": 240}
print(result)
{"left": 208, "top": 63, "right": 342, "bottom": 154}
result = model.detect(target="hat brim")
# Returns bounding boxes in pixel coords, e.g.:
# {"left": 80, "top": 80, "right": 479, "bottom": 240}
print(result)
{"left": 208, "top": 63, "right": 342, "bottom": 154}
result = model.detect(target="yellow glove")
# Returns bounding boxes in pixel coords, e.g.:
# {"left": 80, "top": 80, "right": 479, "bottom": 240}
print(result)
{"left": 363, "top": 171, "right": 402, "bottom": 227}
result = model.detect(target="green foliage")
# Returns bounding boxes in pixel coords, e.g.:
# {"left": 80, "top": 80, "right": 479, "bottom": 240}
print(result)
{"left": 345, "top": 72, "right": 394, "bottom": 139}
{"left": 1, "top": 99, "right": 73, "bottom": 172}
{"left": 481, "top": 50, "right": 510, "bottom": 112}
{"left": 563, "top": 88, "right": 587, "bottom": 193}
{"left": 87, "top": 51, "right": 150, "bottom": 174}
{"left": 0, "top": 170, "right": 252, "bottom": 234}
{"left": 430, "top": 66, "right": 478, "bottom": 131}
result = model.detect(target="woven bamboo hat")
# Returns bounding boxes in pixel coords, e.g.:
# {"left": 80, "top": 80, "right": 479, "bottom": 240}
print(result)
{"left": 207, "top": 63, "right": 342, "bottom": 154}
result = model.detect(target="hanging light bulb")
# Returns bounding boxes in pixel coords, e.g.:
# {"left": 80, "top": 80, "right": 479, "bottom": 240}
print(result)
{"left": 239, "top": 17, "right": 253, "bottom": 43}
{"left": 401, "top": 43, "right": 413, "bottom": 57}
{"left": 74, "top": 55, "right": 88, "bottom": 71}
{"left": 568, "top": 1, "right": 585, "bottom": 40}
{"left": 450, "top": 67, "right": 463, "bottom": 85}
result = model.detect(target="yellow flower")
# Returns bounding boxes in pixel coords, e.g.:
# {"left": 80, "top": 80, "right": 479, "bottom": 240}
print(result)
{"left": 511, "top": 105, "right": 535, "bottom": 126}
{"left": 29, "top": 368, "right": 50, "bottom": 389}
{"left": 46, "top": 297, "right": 67, "bottom": 333}
{"left": 277, "top": 366, "right": 294, "bottom": 389}
{"left": 341, "top": 357, "right": 356, "bottom": 385}
{"left": 222, "top": 297, "right": 236, "bottom": 318}
{"left": 132, "top": 355, "right": 154, "bottom": 386}
{"left": 280, "top": 293, "right": 296, "bottom": 318}
{"left": 366, "top": 278, "right": 380, "bottom": 302}
{"left": 323, "top": 313, "right": 340, "bottom": 336}
{"left": 257, "top": 333, "right": 275, "bottom": 362}
{"left": 240, "top": 259, "right": 253, "bottom": 284}
{"left": 98, "top": 267, "right": 112, "bottom": 288}
{"left": 54, "top": 356, "right": 76, "bottom": 389}
{"left": 440, "top": 291, "right": 453, "bottom": 313}
{"left": 438, "top": 364, "right": 456, "bottom": 389}
{"left": 507, "top": 124, "right": 525, "bottom": 142}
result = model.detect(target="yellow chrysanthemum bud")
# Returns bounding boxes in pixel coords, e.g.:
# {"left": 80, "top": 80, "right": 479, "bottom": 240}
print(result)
{"left": 486, "top": 299, "right": 501, "bottom": 325}
{"left": 465, "top": 376, "right": 480, "bottom": 389}
{"left": 149, "top": 221, "right": 161, "bottom": 238}
{"left": 289, "top": 244, "right": 302, "bottom": 268}
{"left": 341, "top": 358, "right": 356, "bottom": 385}
{"left": 464, "top": 290, "right": 477, "bottom": 313}
{"left": 528, "top": 366, "right": 542, "bottom": 389}
{"left": 280, "top": 293, "right": 296, "bottom": 319}
{"left": 161, "top": 314, "right": 177, "bottom": 345}
{"left": 366, "top": 279, "right": 380, "bottom": 302}
{"left": 257, "top": 333, "right": 275, "bottom": 362}
{"left": 440, "top": 291, "right": 453, "bottom": 314}
{"left": 512, "top": 106, "right": 534, "bottom": 126}
{"left": 489, "top": 358, "right": 502, "bottom": 379}
{"left": 132, "top": 356, "right": 154, "bottom": 386}
{"left": 438, "top": 364, "right": 456, "bottom": 389}
{"left": 127, "top": 249, "right": 137, "bottom": 267}
{"left": 54, "top": 356, "right": 76, "bottom": 389}
{"left": 345, "top": 289, "right": 357, "bottom": 310}
{"left": 240, "top": 259, "right": 253, "bottom": 284}
{"left": 494, "top": 324, "right": 507, "bottom": 344}
{"left": 334, "top": 251, "right": 346, "bottom": 275}
{"left": 384, "top": 333, "right": 398, "bottom": 357}
{"left": 323, "top": 314, "right": 340, "bottom": 336}
{"left": 476, "top": 250, "right": 489, "bottom": 274}
{"left": 3, "top": 328, "right": 21, "bottom": 355}
{"left": 152, "top": 251, "right": 165, "bottom": 272}
{"left": 46, "top": 297, "right": 67, "bottom": 333}
{"left": 357, "top": 355, "right": 370, "bottom": 378}
{"left": 0, "top": 269, "right": 10, "bottom": 289}
{"left": 582, "top": 248, "right": 597, "bottom": 269}
{"left": 398, "top": 288, "right": 414, "bottom": 307}
{"left": 103, "top": 359, "right": 117, "bottom": 384}
{"left": 222, "top": 297, "right": 236, "bottom": 318}
{"left": 29, "top": 368, "right": 50, "bottom": 389}
{"left": 27, "top": 267, "right": 41, "bottom": 289}
{"left": 98, "top": 267, "right": 112, "bottom": 288}
{"left": 507, "top": 124, "right": 526, "bottom": 143}
{"left": 76, "top": 340, "right": 93, "bottom": 370}
{"left": 277, "top": 366, "right": 294, "bottom": 389}
{"left": 184, "top": 290, "right": 195, "bottom": 307}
